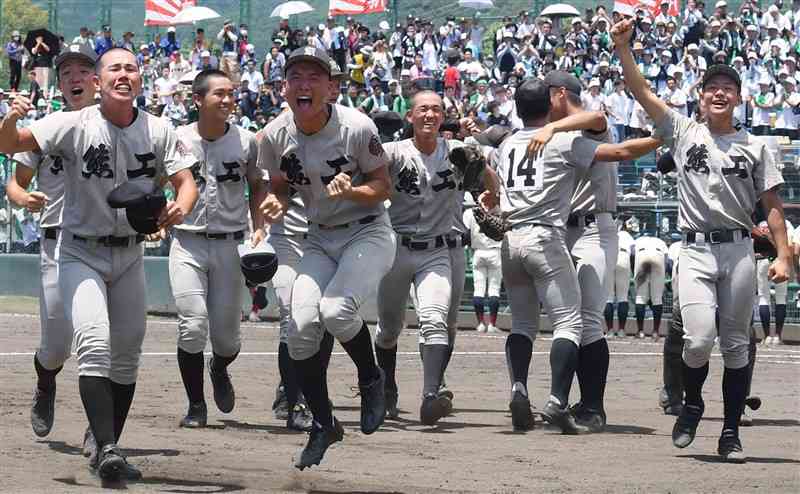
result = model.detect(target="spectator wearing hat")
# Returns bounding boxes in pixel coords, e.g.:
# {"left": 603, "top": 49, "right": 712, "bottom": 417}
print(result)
{"left": 117, "top": 31, "right": 136, "bottom": 52}
{"left": 94, "top": 25, "right": 114, "bottom": 56}
{"left": 371, "top": 39, "right": 394, "bottom": 90}
{"left": 198, "top": 50, "right": 217, "bottom": 71}
{"left": 742, "top": 23, "right": 762, "bottom": 56}
{"left": 531, "top": 18, "right": 558, "bottom": 53}
{"left": 71, "top": 27, "right": 94, "bottom": 50}
{"left": 217, "top": 20, "right": 240, "bottom": 83}
{"left": 655, "top": 50, "right": 675, "bottom": 93}
{"left": 161, "top": 26, "right": 181, "bottom": 59}
{"left": 582, "top": 78, "right": 606, "bottom": 112}
{"left": 606, "top": 78, "right": 632, "bottom": 142}
{"left": 495, "top": 30, "right": 519, "bottom": 83}
{"left": 5, "top": 31, "right": 23, "bottom": 91}
{"left": 638, "top": 49, "right": 660, "bottom": 85}
{"left": 776, "top": 76, "right": 800, "bottom": 140}
{"left": 655, "top": 1, "right": 676, "bottom": 26}
{"left": 762, "top": 23, "right": 789, "bottom": 59}
{"left": 660, "top": 74, "right": 689, "bottom": 116}
{"left": 348, "top": 45, "right": 372, "bottom": 87}
{"left": 752, "top": 75, "right": 777, "bottom": 135}
{"left": 762, "top": 4, "right": 791, "bottom": 33}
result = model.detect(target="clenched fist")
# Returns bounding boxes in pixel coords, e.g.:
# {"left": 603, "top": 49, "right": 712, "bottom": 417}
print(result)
{"left": 610, "top": 18, "right": 636, "bottom": 48}
{"left": 260, "top": 193, "right": 287, "bottom": 223}
{"left": 326, "top": 172, "right": 353, "bottom": 199}
{"left": 158, "top": 201, "right": 187, "bottom": 229}
{"left": 6, "top": 94, "right": 33, "bottom": 122}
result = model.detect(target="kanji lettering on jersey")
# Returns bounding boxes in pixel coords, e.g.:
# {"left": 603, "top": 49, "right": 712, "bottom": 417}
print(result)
{"left": 49, "top": 156, "right": 63, "bottom": 176}
{"left": 128, "top": 152, "right": 157, "bottom": 179}
{"left": 431, "top": 169, "right": 456, "bottom": 192}
{"left": 280, "top": 153, "right": 311, "bottom": 186}
{"left": 321, "top": 156, "right": 351, "bottom": 185}
{"left": 395, "top": 163, "right": 420, "bottom": 195}
{"left": 684, "top": 143, "right": 710, "bottom": 175}
{"left": 216, "top": 161, "right": 242, "bottom": 183}
{"left": 81, "top": 144, "right": 114, "bottom": 179}
{"left": 722, "top": 155, "right": 750, "bottom": 179}
{"left": 190, "top": 162, "right": 206, "bottom": 186}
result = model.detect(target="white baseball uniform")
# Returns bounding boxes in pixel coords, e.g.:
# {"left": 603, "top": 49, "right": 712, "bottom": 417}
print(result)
{"left": 755, "top": 220, "right": 793, "bottom": 306}
{"left": 464, "top": 207, "right": 502, "bottom": 298}
{"left": 608, "top": 229, "right": 635, "bottom": 303}
{"left": 634, "top": 235, "right": 668, "bottom": 306}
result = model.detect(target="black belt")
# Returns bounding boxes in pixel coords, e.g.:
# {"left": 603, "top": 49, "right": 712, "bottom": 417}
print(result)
{"left": 195, "top": 230, "right": 245, "bottom": 240}
{"left": 567, "top": 213, "right": 596, "bottom": 227}
{"left": 401, "top": 235, "right": 446, "bottom": 251}
{"left": 42, "top": 227, "right": 60, "bottom": 240}
{"left": 310, "top": 215, "right": 377, "bottom": 230}
{"left": 447, "top": 233, "right": 469, "bottom": 248}
{"left": 683, "top": 229, "right": 750, "bottom": 244}
{"left": 72, "top": 234, "right": 145, "bottom": 247}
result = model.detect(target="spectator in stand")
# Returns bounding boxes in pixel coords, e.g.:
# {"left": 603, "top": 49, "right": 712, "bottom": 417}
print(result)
{"left": 118, "top": 31, "right": 136, "bottom": 52}
{"left": 160, "top": 26, "right": 181, "bottom": 59}
{"left": 337, "top": 81, "right": 361, "bottom": 108}
{"left": 189, "top": 28, "right": 207, "bottom": 68}
{"left": 241, "top": 59, "right": 264, "bottom": 114}
{"left": 752, "top": 75, "right": 777, "bottom": 135}
{"left": 198, "top": 50, "right": 217, "bottom": 71}
{"left": 6, "top": 31, "right": 23, "bottom": 92}
{"left": 349, "top": 45, "right": 371, "bottom": 87}
{"left": 582, "top": 78, "right": 606, "bottom": 111}
{"left": 72, "top": 26, "right": 94, "bottom": 50}
{"left": 218, "top": 20, "right": 240, "bottom": 83}
{"left": 258, "top": 81, "right": 282, "bottom": 117}
{"left": 371, "top": 40, "right": 393, "bottom": 91}
{"left": 94, "top": 25, "right": 114, "bottom": 56}
{"left": 29, "top": 33, "right": 54, "bottom": 91}
{"left": 154, "top": 66, "right": 177, "bottom": 113}
{"left": 776, "top": 76, "right": 800, "bottom": 139}
{"left": 661, "top": 75, "right": 689, "bottom": 116}
{"left": 606, "top": 79, "right": 632, "bottom": 142}
{"left": 359, "top": 78, "right": 390, "bottom": 115}
{"left": 262, "top": 44, "right": 285, "bottom": 83}
{"left": 169, "top": 51, "right": 192, "bottom": 82}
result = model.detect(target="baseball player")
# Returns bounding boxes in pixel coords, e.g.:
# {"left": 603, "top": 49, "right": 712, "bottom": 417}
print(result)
{"left": 258, "top": 47, "right": 393, "bottom": 470}
{"left": 4, "top": 43, "right": 97, "bottom": 439}
{"left": 613, "top": 18, "right": 792, "bottom": 462}
{"left": 605, "top": 223, "right": 636, "bottom": 337}
{"left": 464, "top": 207, "right": 502, "bottom": 333}
{"left": 169, "top": 69, "right": 265, "bottom": 428}
{"left": 0, "top": 47, "right": 198, "bottom": 481}
{"left": 482, "top": 79, "right": 664, "bottom": 433}
{"left": 755, "top": 218, "right": 794, "bottom": 345}
{"left": 633, "top": 234, "right": 668, "bottom": 340}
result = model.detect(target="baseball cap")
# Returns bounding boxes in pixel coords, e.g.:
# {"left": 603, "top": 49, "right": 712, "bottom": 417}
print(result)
{"left": 201, "top": 50, "right": 211, "bottom": 57}
{"left": 543, "top": 70, "right": 582, "bottom": 96}
{"left": 284, "top": 46, "right": 332, "bottom": 77}
{"left": 107, "top": 182, "right": 167, "bottom": 235}
{"left": 633, "top": 41, "right": 644, "bottom": 50}
{"left": 514, "top": 79, "right": 550, "bottom": 114}
{"left": 715, "top": 0, "right": 727, "bottom": 7}
{"left": 588, "top": 78, "right": 601, "bottom": 88}
{"left": 702, "top": 64, "right": 742, "bottom": 91}
{"left": 746, "top": 24, "right": 759, "bottom": 32}
{"left": 167, "top": 26, "right": 176, "bottom": 33}
{"left": 474, "top": 125, "right": 512, "bottom": 148}
{"left": 238, "top": 242, "right": 278, "bottom": 285}
{"left": 54, "top": 43, "right": 97, "bottom": 69}
{"left": 785, "top": 77, "right": 797, "bottom": 86}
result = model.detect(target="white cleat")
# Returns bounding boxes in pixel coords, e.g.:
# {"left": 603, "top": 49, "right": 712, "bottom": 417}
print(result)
{"left": 476, "top": 322, "right": 487, "bottom": 333}
{"left": 487, "top": 324, "right": 501, "bottom": 333}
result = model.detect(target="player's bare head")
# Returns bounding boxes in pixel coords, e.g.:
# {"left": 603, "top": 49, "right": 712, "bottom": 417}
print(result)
{"left": 95, "top": 48, "right": 142, "bottom": 103}
{"left": 514, "top": 80, "right": 550, "bottom": 126}
{"left": 542, "top": 71, "right": 582, "bottom": 121}
{"left": 284, "top": 47, "right": 332, "bottom": 124}
{"left": 699, "top": 64, "right": 741, "bottom": 125}
{"left": 409, "top": 90, "right": 444, "bottom": 138}
{"left": 193, "top": 69, "right": 234, "bottom": 121}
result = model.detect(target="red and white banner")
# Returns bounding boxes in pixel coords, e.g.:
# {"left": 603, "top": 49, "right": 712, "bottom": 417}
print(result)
{"left": 614, "top": 0, "right": 680, "bottom": 18}
{"left": 144, "top": 0, "right": 196, "bottom": 26}
{"left": 329, "top": 0, "right": 387, "bottom": 16}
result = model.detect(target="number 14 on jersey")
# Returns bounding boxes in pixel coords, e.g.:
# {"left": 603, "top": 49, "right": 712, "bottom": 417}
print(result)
{"left": 502, "top": 144, "right": 544, "bottom": 192}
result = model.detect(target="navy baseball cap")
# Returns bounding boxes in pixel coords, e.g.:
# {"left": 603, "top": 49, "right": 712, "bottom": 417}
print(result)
{"left": 543, "top": 70, "right": 583, "bottom": 96}
{"left": 285, "top": 46, "right": 332, "bottom": 77}
{"left": 515, "top": 79, "right": 550, "bottom": 110}
{"left": 702, "top": 64, "right": 742, "bottom": 91}
{"left": 54, "top": 43, "right": 97, "bottom": 68}
{"left": 107, "top": 182, "right": 166, "bottom": 235}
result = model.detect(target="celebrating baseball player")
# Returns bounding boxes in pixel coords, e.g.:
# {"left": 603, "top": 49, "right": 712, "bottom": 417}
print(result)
{"left": 169, "top": 69, "right": 265, "bottom": 428}
{"left": 464, "top": 207, "right": 503, "bottom": 334}
{"left": 258, "top": 47, "right": 393, "bottom": 470}
{"left": 375, "top": 90, "right": 496, "bottom": 425}
{"left": 0, "top": 47, "right": 198, "bottom": 481}
{"left": 4, "top": 43, "right": 97, "bottom": 440}
{"left": 481, "top": 79, "right": 662, "bottom": 433}
{"left": 613, "top": 17, "right": 792, "bottom": 462}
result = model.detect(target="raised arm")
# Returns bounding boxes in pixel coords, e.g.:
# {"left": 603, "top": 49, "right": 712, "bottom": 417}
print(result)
{"left": 0, "top": 96, "right": 41, "bottom": 154}
{"left": 528, "top": 111, "right": 608, "bottom": 156}
{"left": 595, "top": 137, "right": 663, "bottom": 162}
{"left": 611, "top": 18, "right": 669, "bottom": 126}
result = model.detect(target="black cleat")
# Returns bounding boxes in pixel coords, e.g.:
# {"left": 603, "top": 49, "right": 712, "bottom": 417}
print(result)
{"left": 95, "top": 444, "right": 127, "bottom": 481}
{"left": 437, "top": 384, "right": 454, "bottom": 402}
{"left": 294, "top": 417, "right": 344, "bottom": 470}
{"left": 672, "top": 401, "right": 704, "bottom": 448}
{"left": 272, "top": 384, "right": 289, "bottom": 421}
{"left": 663, "top": 403, "right": 683, "bottom": 416}
{"left": 420, "top": 392, "right": 451, "bottom": 426}
{"left": 744, "top": 396, "right": 761, "bottom": 411}
{"left": 718, "top": 430, "right": 746, "bottom": 463}
{"left": 570, "top": 402, "right": 607, "bottom": 433}
{"left": 208, "top": 359, "right": 235, "bottom": 413}
{"left": 83, "top": 427, "right": 97, "bottom": 466}
{"left": 541, "top": 400, "right": 589, "bottom": 435}
{"left": 31, "top": 386, "right": 56, "bottom": 437}
{"left": 358, "top": 368, "right": 386, "bottom": 434}
{"left": 385, "top": 389, "right": 400, "bottom": 420}
{"left": 287, "top": 402, "right": 314, "bottom": 432}
{"left": 179, "top": 401, "right": 207, "bottom": 428}
{"left": 509, "top": 391, "right": 535, "bottom": 431}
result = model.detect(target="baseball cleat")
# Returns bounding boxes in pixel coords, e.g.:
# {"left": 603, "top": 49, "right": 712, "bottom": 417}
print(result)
{"left": 745, "top": 396, "right": 761, "bottom": 411}
{"left": 570, "top": 402, "right": 607, "bottom": 433}
{"left": 358, "top": 368, "right": 386, "bottom": 434}
{"left": 717, "top": 430, "right": 746, "bottom": 463}
{"left": 672, "top": 401, "right": 704, "bottom": 448}
{"left": 248, "top": 310, "right": 260, "bottom": 323}
{"left": 95, "top": 443, "right": 127, "bottom": 481}
{"left": 83, "top": 427, "right": 97, "bottom": 465}
{"left": 287, "top": 402, "right": 314, "bottom": 432}
{"left": 179, "top": 401, "right": 208, "bottom": 428}
{"left": 509, "top": 390, "right": 535, "bottom": 431}
{"left": 420, "top": 392, "right": 451, "bottom": 426}
{"left": 437, "top": 383, "right": 454, "bottom": 402}
{"left": 739, "top": 412, "right": 753, "bottom": 427}
{"left": 294, "top": 417, "right": 344, "bottom": 471}
{"left": 31, "top": 385, "right": 56, "bottom": 437}
{"left": 385, "top": 389, "right": 400, "bottom": 420}
{"left": 208, "top": 358, "right": 235, "bottom": 413}
{"left": 487, "top": 324, "right": 501, "bottom": 333}
{"left": 272, "top": 384, "right": 290, "bottom": 421}
{"left": 476, "top": 322, "right": 486, "bottom": 333}
{"left": 663, "top": 403, "right": 683, "bottom": 416}
{"left": 541, "top": 400, "right": 589, "bottom": 434}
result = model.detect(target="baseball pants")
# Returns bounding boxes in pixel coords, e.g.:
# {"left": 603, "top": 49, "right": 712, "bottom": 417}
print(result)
{"left": 566, "top": 213, "right": 618, "bottom": 346}
{"left": 447, "top": 242, "right": 467, "bottom": 343}
{"left": 471, "top": 248, "right": 502, "bottom": 298}
{"left": 37, "top": 233, "right": 72, "bottom": 370}
{"left": 270, "top": 234, "right": 304, "bottom": 344}
{"left": 756, "top": 258, "right": 787, "bottom": 305}
{"left": 376, "top": 244, "right": 451, "bottom": 349}
{"left": 679, "top": 235, "right": 755, "bottom": 369}
{"left": 288, "top": 218, "right": 396, "bottom": 360}
{"left": 607, "top": 248, "right": 631, "bottom": 303}
{"left": 169, "top": 230, "right": 243, "bottom": 358}
{"left": 502, "top": 225, "right": 582, "bottom": 345}
{"left": 634, "top": 249, "right": 666, "bottom": 305}
{"left": 57, "top": 233, "right": 146, "bottom": 385}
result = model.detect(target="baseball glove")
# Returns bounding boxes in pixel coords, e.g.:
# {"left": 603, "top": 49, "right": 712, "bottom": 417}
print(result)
{"left": 751, "top": 227, "right": 778, "bottom": 259}
{"left": 449, "top": 145, "right": 486, "bottom": 193}
{"left": 656, "top": 151, "right": 676, "bottom": 174}
{"left": 472, "top": 206, "right": 508, "bottom": 241}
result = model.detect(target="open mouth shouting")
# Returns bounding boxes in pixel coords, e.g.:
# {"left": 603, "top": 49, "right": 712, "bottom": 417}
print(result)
{"left": 114, "top": 80, "right": 132, "bottom": 96}
{"left": 296, "top": 95, "right": 313, "bottom": 110}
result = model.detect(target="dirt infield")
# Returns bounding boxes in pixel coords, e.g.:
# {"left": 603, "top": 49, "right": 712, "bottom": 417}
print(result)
{"left": 1, "top": 312, "right": 798, "bottom": 494}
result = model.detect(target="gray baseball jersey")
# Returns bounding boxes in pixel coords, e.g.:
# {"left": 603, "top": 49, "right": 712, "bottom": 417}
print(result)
{"left": 258, "top": 105, "right": 387, "bottom": 226}
{"left": 656, "top": 109, "right": 783, "bottom": 232}
{"left": 267, "top": 191, "right": 308, "bottom": 236}
{"left": 570, "top": 128, "right": 617, "bottom": 215}
{"left": 29, "top": 106, "right": 195, "bottom": 237}
{"left": 175, "top": 123, "right": 260, "bottom": 233}
{"left": 384, "top": 138, "right": 465, "bottom": 240}
{"left": 492, "top": 128, "right": 600, "bottom": 229}
{"left": 13, "top": 152, "right": 64, "bottom": 228}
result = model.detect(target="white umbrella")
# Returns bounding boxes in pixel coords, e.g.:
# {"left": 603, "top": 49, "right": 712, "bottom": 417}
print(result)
{"left": 179, "top": 69, "right": 201, "bottom": 86}
{"left": 539, "top": 4, "right": 582, "bottom": 18}
{"left": 170, "top": 6, "right": 221, "bottom": 25}
{"left": 270, "top": 1, "right": 314, "bottom": 19}
{"left": 458, "top": 0, "right": 494, "bottom": 9}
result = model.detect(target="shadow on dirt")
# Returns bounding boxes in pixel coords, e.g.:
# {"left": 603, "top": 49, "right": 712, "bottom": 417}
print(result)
{"left": 678, "top": 454, "right": 800, "bottom": 464}
{"left": 43, "top": 440, "right": 179, "bottom": 458}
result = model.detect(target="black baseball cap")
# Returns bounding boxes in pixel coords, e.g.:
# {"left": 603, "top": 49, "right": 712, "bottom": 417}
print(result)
{"left": 54, "top": 42, "right": 97, "bottom": 69}
{"left": 543, "top": 70, "right": 582, "bottom": 96}
{"left": 514, "top": 79, "right": 550, "bottom": 112}
{"left": 107, "top": 182, "right": 166, "bottom": 235}
{"left": 284, "top": 46, "right": 332, "bottom": 77}
{"left": 702, "top": 64, "right": 742, "bottom": 91}
{"left": 474, "top": 125, "right": 513, "bottom": 148}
